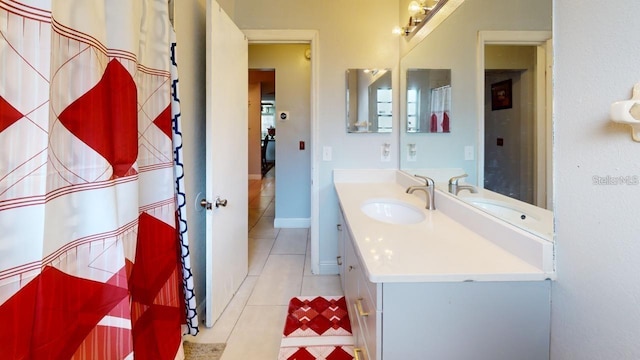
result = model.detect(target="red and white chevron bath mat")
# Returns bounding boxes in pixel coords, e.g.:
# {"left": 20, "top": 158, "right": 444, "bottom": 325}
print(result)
{"left": 278, "top": 296, "right": 354, "bottom": 360}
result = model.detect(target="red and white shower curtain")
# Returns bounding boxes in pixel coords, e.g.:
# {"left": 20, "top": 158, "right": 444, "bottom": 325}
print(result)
{"left": 0, "top": 0, "right": 198, "bottom": 358}
{"left": 430, "top": 85, "right": 451, "bottom": 133}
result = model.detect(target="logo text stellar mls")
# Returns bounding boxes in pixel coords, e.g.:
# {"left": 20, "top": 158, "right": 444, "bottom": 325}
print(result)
{"left": 592, "top": 175, "right": 639, "bottom": 185}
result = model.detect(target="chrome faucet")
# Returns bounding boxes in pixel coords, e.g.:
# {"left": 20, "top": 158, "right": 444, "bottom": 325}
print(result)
{"left": 406, "top": 175, "right": 436, "bottom": 210}
{"left": 448, "top": 174, "right": 478, "bottom": 195}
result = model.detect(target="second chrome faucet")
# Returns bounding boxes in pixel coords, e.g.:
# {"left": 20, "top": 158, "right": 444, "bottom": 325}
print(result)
{"left": 448, "top": 174, "right": 478, "bottom": 195}
{"left": 406, "top": 174, "right": 436, "bottom": 210}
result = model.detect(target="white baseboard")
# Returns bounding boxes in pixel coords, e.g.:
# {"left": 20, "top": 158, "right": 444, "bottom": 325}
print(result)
{"left": 248, "top": 173, "right": 262, "bottom": 180}
{"left": 318, "top": 260, "right": 339, "bottom": 275}
{"left": 274, "top": 217, "right": 311, "bottom": 228}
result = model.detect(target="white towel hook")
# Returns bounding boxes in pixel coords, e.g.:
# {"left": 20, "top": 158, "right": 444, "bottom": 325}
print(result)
{"left": 611, "top": 83, "right": 640, "bottom": 142}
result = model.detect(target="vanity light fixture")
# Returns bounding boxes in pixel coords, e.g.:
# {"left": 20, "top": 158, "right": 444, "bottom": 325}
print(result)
{"left": 396, "top": 0, "right": 448, "bottom": 38}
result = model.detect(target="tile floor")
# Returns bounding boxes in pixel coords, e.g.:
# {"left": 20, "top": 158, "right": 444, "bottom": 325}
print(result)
{"left": 184, "top": 169, "right": 344, "bottom": 359}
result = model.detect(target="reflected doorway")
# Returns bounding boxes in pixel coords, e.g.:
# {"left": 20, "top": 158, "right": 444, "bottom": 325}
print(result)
{"left": 484, "top": 66, "right": 534, "bottom": 204}
{"left": 481, "top": 40, "right": 552, "bottom": 209}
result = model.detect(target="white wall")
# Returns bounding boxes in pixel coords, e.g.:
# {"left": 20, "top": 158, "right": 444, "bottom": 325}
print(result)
{"left": 552, "top": 1, "right": 640, "bottom": 358}
{"left": 233, "top": 0, "right": 400, "bottom": 273}
{"left": 174, "top": 0, "right": 208, "bottom": 311}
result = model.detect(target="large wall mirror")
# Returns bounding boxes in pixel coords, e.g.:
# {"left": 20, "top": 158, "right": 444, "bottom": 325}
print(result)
{"left": 346, "top": 69, "right": 392, "bottom": 133}
{"left": 399, "top": 0, "right": 553, "bottom": 241}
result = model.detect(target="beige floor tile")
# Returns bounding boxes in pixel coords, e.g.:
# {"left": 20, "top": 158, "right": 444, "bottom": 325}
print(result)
{"left": 183, "top": 276, "right": 259, "bottom": 344}
{"left": 263, "top": 202, "right": 275, "bottom": 216}
{"left": 249, "top": 216, "right": 279, "bottom": 239}
{"left": 301, "top": 275, "right": 344, "bottom": 297}
{"left": 248, "top": 254, "right": 304, "bottom": 306}
{"left": 248, "top": 237, "right": 275, "bottom": 275}
{"left": 220, "top": 305, "right": 287, "bottom": 360}
{"left": 270, "top": 228, "right": 308, "bottom": 255}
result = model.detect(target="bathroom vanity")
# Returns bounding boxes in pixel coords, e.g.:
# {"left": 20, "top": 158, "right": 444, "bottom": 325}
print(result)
{"left": 335, "top": 169, "right": 554, "bottom": 360}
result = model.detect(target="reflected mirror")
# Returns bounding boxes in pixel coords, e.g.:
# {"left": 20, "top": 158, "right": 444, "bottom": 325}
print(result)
{"left": 406, "top": 69, "right": 451, "bottom": 133}
{"left": 399, "top": 0, "right": 553, "bottom": 240}
{"left": 346, "top": 69, "right": 392, "bottom": 133}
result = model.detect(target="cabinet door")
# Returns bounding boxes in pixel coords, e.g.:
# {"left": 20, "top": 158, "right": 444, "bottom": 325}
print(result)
{"left": 343, "top": 233, "right": 361, "bottom": 348}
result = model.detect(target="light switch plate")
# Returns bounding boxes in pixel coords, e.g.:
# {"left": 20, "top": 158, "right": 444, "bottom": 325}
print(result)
{"left": 323, "top": 146, "right": 332, "bottom": 161}
{"left": 464, "top": 146, "right": 474, "bottom": 160}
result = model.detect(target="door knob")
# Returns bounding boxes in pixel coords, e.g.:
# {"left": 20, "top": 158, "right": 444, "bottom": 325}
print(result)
{"left": 200, "top": 199, "right": 212, "bottom": 210}
{"left": 215, "top": 197, "right": 228, "bottom": 208}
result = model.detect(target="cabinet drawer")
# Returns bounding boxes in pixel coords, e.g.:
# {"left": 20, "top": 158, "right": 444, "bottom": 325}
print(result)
{"left": 362, "top": 273, "right": 378, "bottom": 310}
{"left": 354, "top": 298, "right": 381, "bottom": 360}
{"left": 354, "top": 270, "right": 378, "bottom": 360}
{"left": 352, "top": 302, "right": 372, "bottom": 360}
{"left": 353, "top": 345, "right": 369, "bottom": 360}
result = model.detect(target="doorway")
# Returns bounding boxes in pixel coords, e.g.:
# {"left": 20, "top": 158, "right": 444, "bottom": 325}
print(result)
{"left": 244, "top": 29, "right": 320, "bottom": 273}
{"left": 477, "top": 31, "right": 553, "bottom": 209}
{"left": 246, "top": 42, "right": 313, "bottom": 252}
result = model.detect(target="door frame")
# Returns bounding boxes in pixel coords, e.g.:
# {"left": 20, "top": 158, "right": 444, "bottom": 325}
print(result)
{"left": 476, "top": 30, "right": 552, "bottom": 208}
{"left": 243, "top": 29, "right": 320, "bottom": 274}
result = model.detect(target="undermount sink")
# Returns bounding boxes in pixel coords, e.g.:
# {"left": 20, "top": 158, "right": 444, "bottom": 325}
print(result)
{"left": 361, "top": 198, "right": 425, "bottom": 224}
{"left": 464, "top": 198, "right": 538, "bottom": 223}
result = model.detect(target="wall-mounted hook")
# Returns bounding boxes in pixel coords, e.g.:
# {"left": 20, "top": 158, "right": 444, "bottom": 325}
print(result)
{"left": 611, "top": 83, "right": 640, "bottom": 142}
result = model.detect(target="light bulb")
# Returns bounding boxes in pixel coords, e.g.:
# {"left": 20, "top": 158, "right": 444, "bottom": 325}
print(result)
{"left": 408, "top": 0, "right": 424, "bottom": 16}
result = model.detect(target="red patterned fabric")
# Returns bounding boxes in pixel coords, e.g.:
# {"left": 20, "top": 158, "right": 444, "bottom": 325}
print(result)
{"left": 284, "top": 296, "right": 352, "bottom": 337}
{"left": 0, "top": 0, "right": 188, "bottom": 358}
{"left": 0, "top": 95, "right": 23, "bottom": 132}
{"left": 279, "top": 296, "right": 354, "bottom": 360}
{"left": 0, "top": 267, "right": 129, "bottom": 359}
{"left": 281, "top": 346, "right": 354, "bottom": 360}
{"left": 58, "top": 59, "right": 138, "bottom": 179}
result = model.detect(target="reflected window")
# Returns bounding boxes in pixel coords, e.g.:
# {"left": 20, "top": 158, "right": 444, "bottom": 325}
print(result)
{"left": 407, "top": 88, "right": 419, "bottom": 132}
{"left": 377, "top": 88, "right": 392, "bottom": 132}
{"left": 261, "top": 102, "right": 275, "bottom": 138}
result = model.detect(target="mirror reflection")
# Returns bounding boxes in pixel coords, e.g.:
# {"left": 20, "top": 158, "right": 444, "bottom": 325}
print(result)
{"left": 406, "top": 69, "right": 451, "bottom": 133}
{"left": 346, "top": 69, "right": 392, "bottom": 133}
{"left": 398, "top": 0, "right": 553, "bottom": 240}
{"left": 484, "top": 45, "right": 548, "bottom": 207}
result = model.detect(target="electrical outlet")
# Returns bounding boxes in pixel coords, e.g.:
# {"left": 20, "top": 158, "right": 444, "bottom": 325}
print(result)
{"left": 381, "top": 144, "right": 391, "bottom": 162}
{"left": 407, "top": 143, "right": 417, "bottom": 162}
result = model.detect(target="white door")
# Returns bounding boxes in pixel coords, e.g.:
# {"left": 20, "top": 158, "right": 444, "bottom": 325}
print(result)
{"left": 205, "top": 1, "right": 248, "bottom": 327}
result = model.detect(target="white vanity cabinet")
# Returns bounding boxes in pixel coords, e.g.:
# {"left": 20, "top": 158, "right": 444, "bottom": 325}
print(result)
{"left": 340, "top": 208, "right": 380, "bottom": 360}
{"left": 338, "top": 210, "right": 551, "bottom": 360}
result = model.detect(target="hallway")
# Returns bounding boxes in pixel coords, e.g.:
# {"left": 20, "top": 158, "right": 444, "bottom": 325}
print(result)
{"left": 184, "top": 170, "right": 343, "bottom": 359}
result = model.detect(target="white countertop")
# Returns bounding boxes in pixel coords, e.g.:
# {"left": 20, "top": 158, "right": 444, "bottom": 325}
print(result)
{"left": 335, "top": 181, "right": 550, "bottom": 283}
